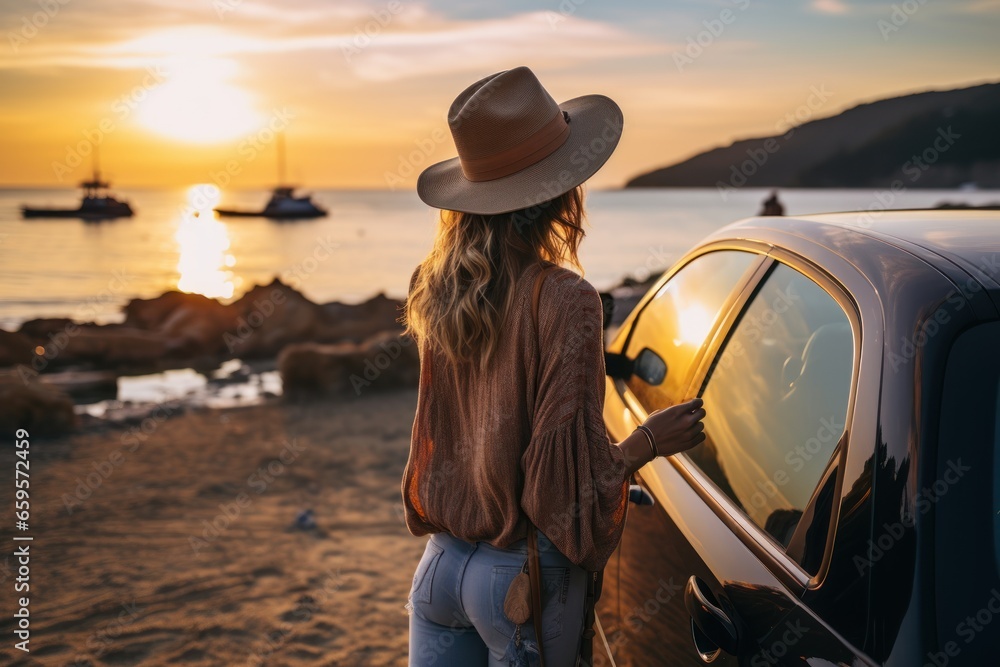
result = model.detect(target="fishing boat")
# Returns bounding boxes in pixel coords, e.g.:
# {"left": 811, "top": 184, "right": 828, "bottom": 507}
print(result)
{"left": 21, "top": 166, "right": 134, "bottom": 220}
{"left": 214, "top": 134, "right": 327, "bottom": 220}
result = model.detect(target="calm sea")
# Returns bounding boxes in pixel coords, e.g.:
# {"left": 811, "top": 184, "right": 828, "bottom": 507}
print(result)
{"left": 2, "top": 186, "right": 999, "bottom": 330}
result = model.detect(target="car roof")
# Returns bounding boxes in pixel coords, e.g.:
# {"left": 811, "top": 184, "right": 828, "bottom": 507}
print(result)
{"left": 723, "top": 209, "right": 1000, "bottom": 291}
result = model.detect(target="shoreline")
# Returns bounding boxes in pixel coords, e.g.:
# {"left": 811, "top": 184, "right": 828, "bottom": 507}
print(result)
{"left": 0, "top": 265, "right": 660, "bottom": 334}
{"left": 0, "top": 270, "right": 657, "bottom": 443}
{"left": 0, "top": 390, "right": 425, "bottom": 666}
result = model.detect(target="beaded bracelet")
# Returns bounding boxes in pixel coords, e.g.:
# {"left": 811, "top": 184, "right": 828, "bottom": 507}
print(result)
{"left": 635, "top": 425, "right": 658, "bottom": 460}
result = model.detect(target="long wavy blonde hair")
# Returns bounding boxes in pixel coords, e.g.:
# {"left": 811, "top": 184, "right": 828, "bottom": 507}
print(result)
{"left": 401, "top": 185, "right": 587, "bottom": 373}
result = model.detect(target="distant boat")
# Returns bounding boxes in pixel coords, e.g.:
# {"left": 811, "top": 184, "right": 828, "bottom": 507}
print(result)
{"left": 21, "top": 162, "right": 134, "bottom": 221}
{"left": 214, "top": 186, "right": 327, "bottom": 219}
{"left": 214, "top": 133, "right": 327, "bottom": 220}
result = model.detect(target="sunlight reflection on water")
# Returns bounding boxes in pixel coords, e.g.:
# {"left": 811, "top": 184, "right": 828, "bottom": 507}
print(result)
{"left": 175, "top": 184, "right": 237, "bottom": 299}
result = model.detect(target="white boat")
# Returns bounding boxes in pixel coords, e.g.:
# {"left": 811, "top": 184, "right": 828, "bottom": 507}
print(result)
{"left": 214, "top": 133, "right": 327, "bottom": 220}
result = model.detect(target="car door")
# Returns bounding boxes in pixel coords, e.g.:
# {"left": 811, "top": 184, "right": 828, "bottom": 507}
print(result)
{"left": 602, "top": 252, "right": 873, "bottom": 666}
{"left": 598, "top": 246, "right": 767, "bottom": 666}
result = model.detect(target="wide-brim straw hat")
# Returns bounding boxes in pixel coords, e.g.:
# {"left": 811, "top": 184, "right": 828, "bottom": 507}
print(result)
{"left": 416, "top": 66, "right": 623, "bottom": 215}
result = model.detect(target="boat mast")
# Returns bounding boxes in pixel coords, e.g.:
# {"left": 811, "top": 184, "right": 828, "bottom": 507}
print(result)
{"left": 83, "top": 145, "right": 103, "bottom": 198}
{"left": 277, "top": 131, "right": 287, "bottom": 187}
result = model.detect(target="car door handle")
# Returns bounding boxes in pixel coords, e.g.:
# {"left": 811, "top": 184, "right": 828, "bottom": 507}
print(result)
{"left": 628, "top": 484, "right": 654, "bottom": 506}
{"left": 684, "top": 575, "right": 739, "bottom": 660}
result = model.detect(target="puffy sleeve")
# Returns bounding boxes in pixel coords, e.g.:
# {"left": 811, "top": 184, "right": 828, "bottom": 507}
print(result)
{"left": 520, "top": 271, "right": 629, "bottom": 572}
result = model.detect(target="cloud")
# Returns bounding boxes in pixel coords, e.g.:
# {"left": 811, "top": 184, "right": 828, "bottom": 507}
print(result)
{"left": 340, "top": 12, "right": 669, "bottom": 81}
{"left": 0, "top": 4, "right": 665, "bottom": 83}
{"left": 959, "top": 0, "right": 1000, "bottom": 12}
{"left": 811, "top": 0, "right": 851, "bottom": 15}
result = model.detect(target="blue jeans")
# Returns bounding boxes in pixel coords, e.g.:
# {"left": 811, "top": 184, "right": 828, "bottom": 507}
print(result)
{"left": 407, "top": 530, "right": 589, "bottom": 667}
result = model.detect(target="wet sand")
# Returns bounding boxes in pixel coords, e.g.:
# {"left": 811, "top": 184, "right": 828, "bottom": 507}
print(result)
{"left": 0, "top": 390, "right": 424, "bottom": 666}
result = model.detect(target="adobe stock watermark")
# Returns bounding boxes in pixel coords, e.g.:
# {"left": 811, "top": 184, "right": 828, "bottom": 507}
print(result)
{"left": 51, "top": 66, "right": 169, "bottom": 181}
{"left": 221, "top": 228, "right": 342, "bottom": 354}
{"left": 7, "top": 0, "right": 72, "bottom": 53}
{"left": 349, "top": 334, "right": 415, "bottom": 394}
{"left": 710, "top": 416, "right": 844, "bottom": 518}
{"left": 193, "top": 107, "right": 296, "bottom": 196}
{"left": 246, "top": 567, "right": 345, "bottom": 666}
{"left": 877, "top": 0, "right": 929, "bottom": 41}
{"left": 546, "top": 0, "right": 587, "bottom": 29}
{"left": 189, "top": 438, "right": 307, "bottom": 555}
{"left": 17, "top": 268, "right": 135, "bottom": 385}
{"left": 854, "top": 458, "right": 971, "bottom": 575}
{"left": 69, "top": 599, "right": 143, "bottom": 664}
{"left": 340, "top": 0, "right": 405, "bottom": 62}
{"left": 599, "top": 576, "right": 683, "bottom": 661}
{"left": 673, "top": 0, "right": 751, "bottom": 72}
{"left": 279, "top": 235, "right": 341, "bottom": 291}
{"left": 714, "top": 281, "right": 803, "bottom": 370}
{"left": 886, "top": 253, "right": 998, "bottom": 373}
{"left": 384, "top": 75, "right": 502, "bottom": 189}
{"left": 511, "top": 114, "right": 624, "bottom": 235}
{"left": 751, "top": 618, "right": 809, "bottom": 666}
{"left": 855, "top": 126, "right": 961, "bottom": 229}
{"left": 384, "top": 127, "right": 449, "bottom": 190}
{"left": 60, "top": 403, "right": 179, "bottom": 514}
{"left": 716, "top": 84, "right": 833, "bottom": 200}
{"left": 922, "top": 588, "right": 1000, "bottom": 667}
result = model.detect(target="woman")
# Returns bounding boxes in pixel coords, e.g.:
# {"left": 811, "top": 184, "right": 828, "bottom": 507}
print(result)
{"left": 400, "top": 66, "right": 707, "bottom": 667}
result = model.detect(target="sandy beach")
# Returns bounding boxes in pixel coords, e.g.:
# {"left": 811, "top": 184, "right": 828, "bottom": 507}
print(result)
{"left": 0, "top": 389, "right": 424, "bottom": 667}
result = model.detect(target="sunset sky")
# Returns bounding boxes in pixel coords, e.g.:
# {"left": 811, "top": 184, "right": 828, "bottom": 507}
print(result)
{"left": 1, "top": 0, "right": 998, "bottom": 189}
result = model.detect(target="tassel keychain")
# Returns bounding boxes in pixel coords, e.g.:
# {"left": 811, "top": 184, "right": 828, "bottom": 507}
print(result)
{"left": 504, "top": 559, "right": 532, "bottom": 624}
{"left": 502, "top": 622, "right": 541, "bottom": 667}
{"left": 502, "top": 558, "right": 541, "bottom": 666}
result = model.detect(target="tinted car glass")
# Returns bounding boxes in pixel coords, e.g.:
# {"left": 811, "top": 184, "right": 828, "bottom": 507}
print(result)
{"left": 933, "top": 321, "right": 1000, "bottom": 666}
{"left": 624, "top": 251, "right": 758, "bottom": 408}
{"left": 686, "top": 262, "right": 854, "bottom": 566}
{"left": 995, "top": 376, "right": 999, "bottom": 579}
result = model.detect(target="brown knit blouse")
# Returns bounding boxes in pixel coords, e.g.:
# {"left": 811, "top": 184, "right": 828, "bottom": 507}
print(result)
{"left": 401, "top": 261, "right": 629, "bottom": 572}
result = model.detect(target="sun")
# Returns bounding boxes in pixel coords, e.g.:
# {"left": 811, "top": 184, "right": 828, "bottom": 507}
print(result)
{"left": 135, "top": 59, "right": 265, "bottom": 144}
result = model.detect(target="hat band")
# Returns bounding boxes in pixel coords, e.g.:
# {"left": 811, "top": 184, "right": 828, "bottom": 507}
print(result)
{"left": 459, "top": 110, "right": 571, "bottom": 182}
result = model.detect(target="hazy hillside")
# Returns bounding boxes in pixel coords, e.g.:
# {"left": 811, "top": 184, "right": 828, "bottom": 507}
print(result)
{"left": 626, "top": 82, "right": 1000, "bottom": 189}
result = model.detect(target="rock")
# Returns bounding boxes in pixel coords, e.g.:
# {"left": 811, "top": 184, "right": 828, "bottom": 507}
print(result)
{"left": 60, "top": 325, "right": 171, "bottom": 366}
{"left": 0, "top": 329, "right": 34, "bottom": 367}
{"left": 320, "top": 293, "right": 406, "bottom": 342}
{"left": 124, "top": 291, "right": 224, "bottom": 330}
{"left": 125, "top": 291, "right": 237, "bottom": 358}
{"left": 278, "top": 330, "right": 418, "bottom": 398}
{"left": 9, "top": 280, "right": 413, "bottom": 373}
{"left": 228, "top": 280, "right": 328, "bottom": 358}
{"left": 18, "top": 318, "right": 78, "bottom": 339}
{"left": 0, "top": 374, "right": 76, "bottom": 436}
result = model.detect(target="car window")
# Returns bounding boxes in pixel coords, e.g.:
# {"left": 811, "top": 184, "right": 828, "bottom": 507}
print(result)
{"left": 933, "top": 321, "right": 1000, "bottom": 666}
{"left": 624, "top": 251, "right": 759, "bottom": 408}
{"left": 994, "top": 375, "right": 999, "bottom": 580}
{"left": 685, "top": 262, "right": 854, "bottom": 570}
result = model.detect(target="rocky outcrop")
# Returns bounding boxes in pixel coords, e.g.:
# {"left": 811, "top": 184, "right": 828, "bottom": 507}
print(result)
{"left": 320, "top": 293, "right": 406, "bottom": 342}
{"left": 225, "top": 281, "right": 330, "bottom": 358}
{"left": 20, "top": 322, "right": 170, "bottom": 369}
{"left": 0, "top": 330, "right": 34, "bottom": 367}
{"left": 0, "top": 374, "right": 76, "bottom": 436}
{"left": 278, "top": 331, "right": 418, "bottom": 399}
{"left": 627, "top": 82, "right": 1000, "bottom": 189}
{"left": 6, "top": 279, "right": 408, "bottom": 372}
{"left": 124, "top": 291, "right": 237, "bottom": 358}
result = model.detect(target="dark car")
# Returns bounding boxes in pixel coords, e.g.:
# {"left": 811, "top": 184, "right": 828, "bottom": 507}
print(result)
{"left": 596, "top": 211, "right": 1000, "bottom": 667}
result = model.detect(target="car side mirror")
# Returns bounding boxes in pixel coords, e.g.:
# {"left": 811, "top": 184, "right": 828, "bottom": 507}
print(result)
{"left": 634, "top": 348, "right": 667, "bottom": 385}
{"left": 605, "top": 347, "right": 668, "bottom": 384}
